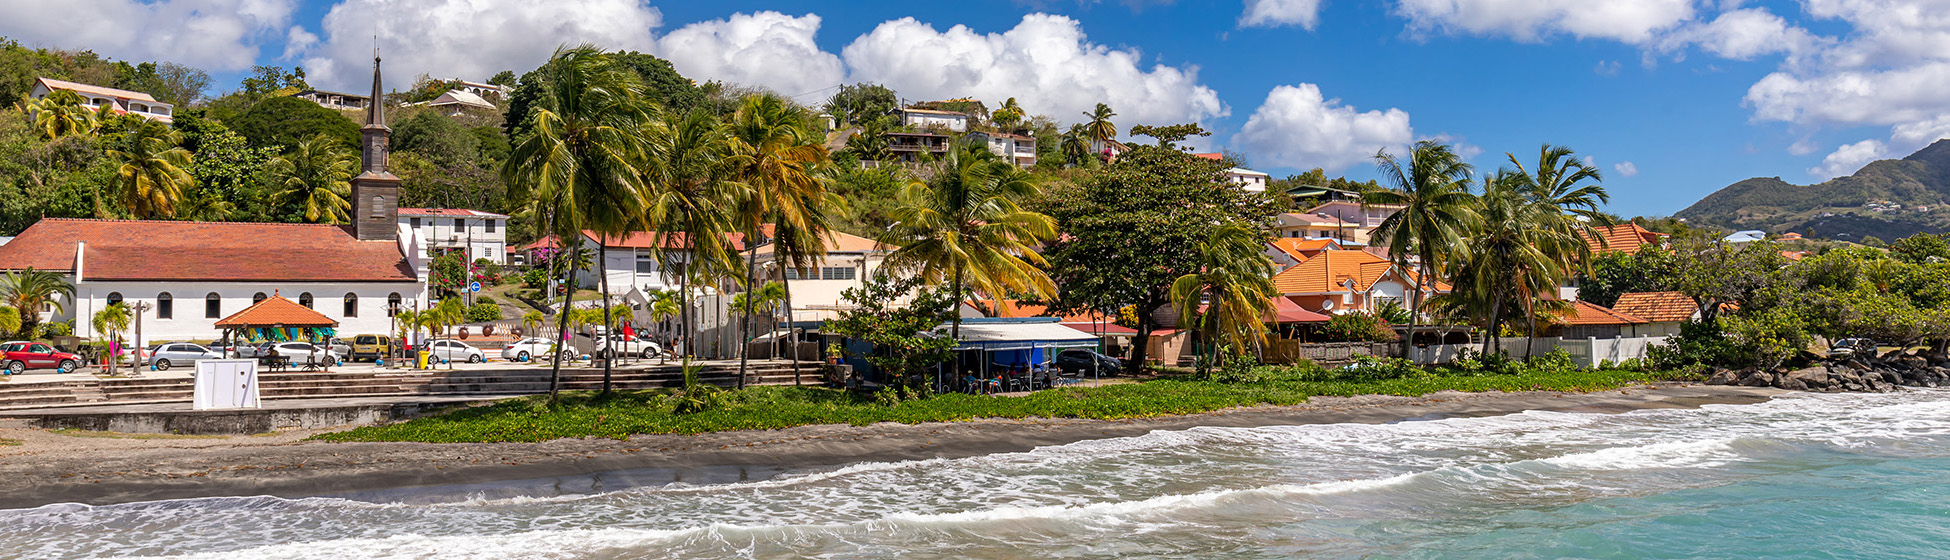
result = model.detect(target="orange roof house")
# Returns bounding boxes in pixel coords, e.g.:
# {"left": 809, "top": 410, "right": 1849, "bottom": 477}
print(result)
{"left": 1556, "top": 300, "right": 1645, "bottom": 326}
{"left": 1272, "top": 250, "right": 1448, "bottom": 315}
{"left": 1267, "top": 238, "right": 1343, "bottom": 268}
{"left": 1583, "top": 223, "right": 1669, "bottom": 255}
{"left": 1611, "top": 291, "right": 1699, "bottom": 324}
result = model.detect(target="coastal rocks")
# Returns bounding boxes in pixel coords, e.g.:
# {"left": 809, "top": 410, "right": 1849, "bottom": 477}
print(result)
{"left": 1704, "top": 361, "right": 1950, "bottom": 393}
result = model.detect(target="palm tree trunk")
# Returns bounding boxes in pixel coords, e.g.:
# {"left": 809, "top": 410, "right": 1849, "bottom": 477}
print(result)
{"left": 737, "top": 240, "right": 756, "bottom": 390}
{"left": 1484, "top": 295, "right": 1502, "bottom": 356}
{"left": 783, "top": 272, "right": 801, "bottom": 385}
{"left": 1400, "top": 260, "right": 1421, "bottom": 362}
{"left": 679, "top": 260, "right": 692, "bottom": 361}
{"left": 546, "top": 243, "right": 573, "bottom": 401}
{"left": 1524, "top": 295, "right": 1539, "bottom": 358}
{"left": 598, "top": 243, "right": 614, "bottom": 395}
{"left": 948, "top": 264, "right": 964, "bottom": 393}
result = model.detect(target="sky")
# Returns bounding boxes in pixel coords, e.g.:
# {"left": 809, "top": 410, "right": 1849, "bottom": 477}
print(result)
{"left": 5, "top": 0, "right": 1950, "bottom": 218}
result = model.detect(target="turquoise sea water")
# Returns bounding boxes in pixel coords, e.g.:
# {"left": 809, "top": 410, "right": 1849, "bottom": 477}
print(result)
{"left": 8, "top": 390, "right": 1950, "bottom": 559}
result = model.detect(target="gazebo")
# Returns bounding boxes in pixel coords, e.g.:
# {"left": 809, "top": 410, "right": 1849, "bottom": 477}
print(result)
{"left": 213, "top": 290, "right": 340, "bottom": 362}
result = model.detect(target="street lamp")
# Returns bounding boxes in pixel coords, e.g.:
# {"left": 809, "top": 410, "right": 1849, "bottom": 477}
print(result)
{"left": 129, "top": 300, "right": 153, "bottom": 376}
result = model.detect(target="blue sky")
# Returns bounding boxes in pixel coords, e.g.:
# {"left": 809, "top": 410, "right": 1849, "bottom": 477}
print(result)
{"left": 8, "top": 0, "right": 1950, "bottom": 218}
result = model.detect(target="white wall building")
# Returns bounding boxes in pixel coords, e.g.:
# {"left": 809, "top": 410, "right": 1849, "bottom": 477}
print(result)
{"left": 968, "top": 131, "right": 1038, "bottom": 168}
{"left": 753, "top": 230, "right": 896, "bottom": 323}
{"left": 898, "top": 108, "right": 969, "bottom": 132}
{"left": 399, "top": 208, "right": 509, "bottom": 266}
{"left": 30, "top": 77, "right": 173, "bottom": 123}
{"left": 1227, "top": 168, "right": 1270, "bottom": 192}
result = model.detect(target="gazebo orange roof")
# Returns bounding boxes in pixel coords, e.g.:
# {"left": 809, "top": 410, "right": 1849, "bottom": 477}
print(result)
{"left": 213, "top": 291, "right": 340, "bottom": 328}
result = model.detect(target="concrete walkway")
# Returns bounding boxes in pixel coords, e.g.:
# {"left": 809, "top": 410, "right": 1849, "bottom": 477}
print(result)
{"left": 0, "top": 394, "right": 501, "bottom": 417}
{"left": 0, "top": 357, "right": 772, "bottom": 386}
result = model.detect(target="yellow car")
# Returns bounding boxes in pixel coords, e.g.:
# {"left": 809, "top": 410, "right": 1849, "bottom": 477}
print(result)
{"left": 350, "top": 335, "right": 393, "bottom": 362}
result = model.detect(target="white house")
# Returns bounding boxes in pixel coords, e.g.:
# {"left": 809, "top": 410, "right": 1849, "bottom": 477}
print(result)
{"left": 571, "top": 230, "right": 752, "bottom": 295}
{"left": 399, "top": 208, "right": 509, "bottom": 265}
{"left": 1306, "top": 201, "right": 1403, "bottom": 245}
{"left": 30, "top": 77, "right": 173, "bottom": 123}
{"left": 967, "top": 131, "right": 1038, "bottom": 168}
{"left": 753, "top": 230, "right": 897, "bottom": 322}
{"left": 295, "top": 89, "right": 370, "bottom": 111}
{"left": 898, "top": 108, "right": 969, "bottom": 132}
{"left": 423, "top": 90, "right": 496, "bottom": 116}
{"left": 1227, "top": 168, "right": 1270, "bottom": 192}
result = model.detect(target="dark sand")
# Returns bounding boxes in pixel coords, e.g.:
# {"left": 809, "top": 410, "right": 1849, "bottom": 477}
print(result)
{"left": 0, "top": 384, "right": 1782, "bottom": 509}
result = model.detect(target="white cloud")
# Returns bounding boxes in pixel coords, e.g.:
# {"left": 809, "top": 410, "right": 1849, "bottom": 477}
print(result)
{"left": 301, "top": 0, "right": 662, "bottom": 91}
{"left": 654, "top": 11, "right": 845, "bottom": 96}
{"left": 1239, "top": 0, "right": 1326, "bottom": 29}
{"left": 1613, "top": 161, "right": 1640, "bottom": 177}
{"left": 842, "top": 13, "right": 1226, "bottom": 129}
{"left": 1664, "top": 8, "right": 1824, "bottom": 60}
{"left": 1394, "top": 0, "right": 1694, "bottom": 44}
{"left": 1810, "top": 139, "right": 1886, "bottom": 179}
{"left": 0, "top": 0, "right": 295, "bottom": 71}
{"left": 1233, "top": 83, "right": 1414, "bottom": 173}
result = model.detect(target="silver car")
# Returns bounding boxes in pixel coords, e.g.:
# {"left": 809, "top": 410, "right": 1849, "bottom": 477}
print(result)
{"left": 266, "top": 342, "right": 340, "bottom": 367}
{"left": 147, "top": 343, "right": 222, "bottom": 371}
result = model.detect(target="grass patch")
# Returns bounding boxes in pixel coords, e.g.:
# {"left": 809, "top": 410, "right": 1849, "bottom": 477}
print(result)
{"left": 0, "top": 437, "right": 20, "bottom": 446}
{"left": 312, "top": 366, "right": 1686, "bottom": 444}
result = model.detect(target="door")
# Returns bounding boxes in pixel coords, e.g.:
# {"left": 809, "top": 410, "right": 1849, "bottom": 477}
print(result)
{"left": 26, "top": 344, "right": 55, "bottom": 367}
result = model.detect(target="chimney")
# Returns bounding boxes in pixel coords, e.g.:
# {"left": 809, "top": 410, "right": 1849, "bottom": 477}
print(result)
{"left": 350, "top": 54, "right": 402, "bottom": 241}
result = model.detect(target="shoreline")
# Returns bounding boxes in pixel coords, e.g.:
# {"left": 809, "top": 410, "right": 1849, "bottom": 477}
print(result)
{"left": 0, "top": 384, "right": 1782, "bottom": 510}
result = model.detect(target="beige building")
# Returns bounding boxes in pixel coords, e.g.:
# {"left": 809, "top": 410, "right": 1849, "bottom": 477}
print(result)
{"left": 30, "top": 77, "right": 173, "bottom": 123}
{"left": 755, "top": 231, "right": 896, "bottom": 322}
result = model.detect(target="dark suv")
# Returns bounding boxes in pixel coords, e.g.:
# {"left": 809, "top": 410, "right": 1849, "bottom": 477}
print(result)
{"left": 1055, "top": 349, "right": 1121, "bottom": 375}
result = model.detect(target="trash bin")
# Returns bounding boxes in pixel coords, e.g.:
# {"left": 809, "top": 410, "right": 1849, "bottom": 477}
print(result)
{"left": 417, "top": 350, "right": 431, "bottom": 369}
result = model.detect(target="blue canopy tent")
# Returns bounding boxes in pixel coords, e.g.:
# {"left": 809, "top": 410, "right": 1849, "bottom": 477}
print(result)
{"left": 941, "top": 319, "right": 1100, "bottom": 392}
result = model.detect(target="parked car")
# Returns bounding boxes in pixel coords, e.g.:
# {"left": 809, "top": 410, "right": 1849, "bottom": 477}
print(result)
{"left": 0, "top": 341, "right": 81, "bottom": 374}
{"left": 605, "top": 334, "right": 664, "bottom": 359}
{"left": 349, "top": 335, "right": 393, "bottom": 362}
{"left": 260, "top": 342, "right": 340, "bottom": 367}
{"left": 324, "top": 338, "right": 353, "bottom": 358}
{"left": 205, "top": 341, "right": 243, "bottom": 357}
{"left": 1054, "top": 349, "right": 1121, "bottom": 375}
{"left": 1830, "top": 338, "right": 1879, "bottom": 359}
{"left": 428, "top": 339, "right": 486, "bottom": 363}
{"left": 147, "top": 343, "right": 222, "bottom": 371}
{"left": 500, "top": 337, "right": 556, "bottom": 362}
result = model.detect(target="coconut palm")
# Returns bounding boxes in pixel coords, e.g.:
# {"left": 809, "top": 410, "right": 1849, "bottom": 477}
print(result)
{"left": 725, "top": 92, "right": 831, "bottom": 387}
{"left": 647, "top": 289, "right": 680, "bottom": 364}
{"left": 1169, "top": 224, "right": 1277, "bottom": 371}
{"left": 769, "top": 191, "right": 845, "bottom": 384}
{"left": 731, "top": 280, "right": 788, "bottom": 349}
{"left": 521, "top": 310, "right": 544, "bottom": 337}
{"left": 1059, "top": 123, "right": 1092, "bottom": 168}
{"left": 1082, "top": 103, "right": 1117, "bottom": 149}
{"left": 1369, "top": 140, "right": 1479, "bottom": 360}
{"left": 0, "top": 267, "right": 73, "bottom": 336}
{"left": 428, "top": 298, "right": 465, "bottom": 369}
{"left": 93, "top": 303, "right": 130, "bottom": 375}
{"left": 25, "top": 90, "right": 97, "bottom": 140}
{"left": 503, "top": 45, "right": 658, "bottom": 398}
{"left": 1507, "top": 143, "right": 1611, "bottom": 353}
{"left": 1431, "top": 171, "right": 1559, "bottom": 355}
{"left": 642, "top": 108, "right": 745, "bottom": 363}
{"left": 266, "top": 134, "right": 355, "bottom": 224}
{"left": 882, "top": 143, "right": 1058, "bottom": 341}
{"left": 992, "top": 98, "right": 1025, "bottom": 131}
{"left": 108, "top": 122, "right": 194, "bottom": 219}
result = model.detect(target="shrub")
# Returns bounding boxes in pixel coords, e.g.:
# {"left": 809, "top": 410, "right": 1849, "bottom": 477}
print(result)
{"left": 1319, "top": 312, "right": 1398, "bottom": 343}
{"left": 474, "top": 295, "right": 496, "bottom": 305}
{"left": 522, "top": 269, "right": 548, "bottom": 289}
{"left": 1526, "top": 349, "right": 1583, "bottom": 374}
{"left": 1211, "top": 352, "right": 1263, "bottom": 383}
{"left": 465, "top": 301, "right": 501, "bottom": 322}
{"left": 1650, "top": 320, "right": 1746, "bottom": 370}
{"left": 1338, "top": 355, "right": 1424, "bottom": 381}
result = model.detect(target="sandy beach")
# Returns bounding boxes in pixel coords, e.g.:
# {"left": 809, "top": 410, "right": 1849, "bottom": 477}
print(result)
{"left": 0, "top": 384, "right": 1781, "bottom": 510}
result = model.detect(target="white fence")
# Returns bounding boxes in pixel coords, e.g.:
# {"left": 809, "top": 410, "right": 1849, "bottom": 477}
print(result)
{"left": 1411, "top": 336, "right": 1670, "bottom": 367}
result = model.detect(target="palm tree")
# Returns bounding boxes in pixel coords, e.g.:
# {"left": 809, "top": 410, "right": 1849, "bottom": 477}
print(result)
{"left": 1432, "top": 171, "right": 1558, "bottom": 355}
{"left": 428, "top": 298, "right": 465, "bottom": 369}
{"left": 0, "top": 268, "right": 73, "bottom": 336}
{"left": 882, "top": 143, "right": 1058, "bottom": 342}
{"left": 503, "top": 45, "right": 658, "bottom": 398}
{"left": 1369, "top": 140, "right": 1479, "bottom": 361}
{"left": 1169, "top": 224, "right": 1277, "bottom": 372}
{"left": 1507, "top": 143, "right": 1611, "bottom": 353}
{"left": 732, "top": 280, "right": 788, "bottom": 354}
{"left": 647, "top": 289, "right": 680, "bottom": 364}
{"left": 521, "top": 310, "right": 544, "bottom": 338}
{"left": 1059, "top": 124, "right": 1092, "bottom": 168}
{"left": 726, "top": 92, "right": 831, "bottom": 388}
{"left": 93, "top": 303, "right": 130, "bottom": 375}
{"left": 992, "top": 98, "right": 1025, "bottom": 131}
{"left": 643, "top": 108, "right": 745, "bottom": 364}
{"left": 25, "top": 90, "right": 97, "bottom": 140}
{"left": 266, "top": 134, "right": 356, "bottom": 224}
{"left": 108, "top": 122, "right": 194, "bottom": 219}
{"left": 1082, "top": 103, "right": 1117, "bottom": 152}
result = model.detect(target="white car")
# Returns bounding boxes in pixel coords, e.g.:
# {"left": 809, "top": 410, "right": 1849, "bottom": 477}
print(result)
{"left": 428, "top": 339, "right": 486, "bottom": 363}
{"left": 147, "top": 343, "right": 222, "bottom": 371}
{"left": 265, "top": 342, "right": 340, "bottom": 367}
{"left": 500, "top": 337, "right": 557, "bottom": 362}
{"left": 576, "top": 332, "right": 664, "bottom": 359}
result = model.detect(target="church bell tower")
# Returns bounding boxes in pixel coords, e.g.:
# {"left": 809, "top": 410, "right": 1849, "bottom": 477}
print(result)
{"left": 350, "top": 55, "right": 401, "bottom": 241}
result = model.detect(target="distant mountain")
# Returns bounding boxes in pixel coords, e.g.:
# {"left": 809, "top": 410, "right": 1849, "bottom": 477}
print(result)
{"left": 1674, "top": 139, "right": 1950, "bottom": 241}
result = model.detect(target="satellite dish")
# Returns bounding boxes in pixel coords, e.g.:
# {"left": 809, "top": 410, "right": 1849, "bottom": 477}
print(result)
{"left": 1320, "top": 300, "right": 1336, "bottom": 311}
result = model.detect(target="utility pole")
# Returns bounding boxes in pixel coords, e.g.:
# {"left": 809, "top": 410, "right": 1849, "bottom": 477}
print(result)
{"left": 129, "top": 300, "right": 152, "bottom": 376}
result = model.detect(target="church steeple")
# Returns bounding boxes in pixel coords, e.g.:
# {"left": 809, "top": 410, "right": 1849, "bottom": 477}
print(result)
{"left": 350, "top": 55, "right": 401, "bottom": 241}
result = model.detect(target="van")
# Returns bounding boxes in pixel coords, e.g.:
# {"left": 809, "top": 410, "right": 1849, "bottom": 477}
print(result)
{"left": 350, "top": 335, "right": 393, "bottom": 362}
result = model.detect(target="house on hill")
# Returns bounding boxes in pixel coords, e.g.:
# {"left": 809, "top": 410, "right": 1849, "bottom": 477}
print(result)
{"left": 1273, "top": 212, "right": 1359, "bottom": 241}
{"left": 30, "top": 77, "right": 173, "bottom": 123}
{"left": 897, "top": 108, "right": 969, "bottom": 132}
{"left": 968, "top": 131, "right": 1038, "bottom": 168}
{"left": 399, "top": 208, "right": 509, "bottom": 265}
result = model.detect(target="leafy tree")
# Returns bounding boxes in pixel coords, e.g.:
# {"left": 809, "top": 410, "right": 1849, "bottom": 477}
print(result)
{"left": 487, "top": 70, "right": 517, "bottom": 88}
{"left": 1129, "top": 123, "right": 1209, "bottom": 148}
{"left": 106, "top": 121, "right": 193, "bottom": 218}
{"left": 1041, "top": 141, "right": 1279, "bottom": 374}
{"left": 824, "top": 83, "right": 899, "bottom": 128}
{"left": 229, "top": 96, "right": 358, "bottom": 153}
{"left": 239, "top": 65, "right": 307, "bottom": 97}
{"left": 180, "top": 124, "right": 276, "bottom": 220}
{"left": 264, "top": 134, "right": 355, "bottom": 223}
{"left": 0, "top": 108, "right": 111, "bottom": 233}
{"left": 395, "top": 152, "right": 506, "bottom": 212}
{"left": 1890, "top": 233, "right": 1950, "bottom": 264}
{"left": 1319, "top": 312, "right": 1397, "bottom": 343}
{"left": 826, "top": 273, "right": 959, "bottom": 397}
{"left": 883, "top": 143, "right": 1058, "bottom": 340}
{"left": 1170, "top": 224, "right": 1276, "bottom": 370}
{"left": 1368, "top": 140, "right": 1479, "bottom": 359}
{"left": 830, "top": 164, "right": 910, "bottom": 234}
{"left": 113, "top": 61, "right": 210, "bottom": 106}
{"left": 466, "top": 301, "right": 501, "bottom": 322}
{"left": 393, "top": 110, "right": 481, "bottom": 166}
{"left": 503, "top": 50, "right": 700, "bottom": 139}
{"left": 1577, "top": 248, "right": 1681, "bottom": 307}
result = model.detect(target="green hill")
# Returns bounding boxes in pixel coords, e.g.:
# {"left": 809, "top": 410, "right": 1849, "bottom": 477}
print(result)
{"left": 1674, "top": 139, "right": 1950, "bottom": 242}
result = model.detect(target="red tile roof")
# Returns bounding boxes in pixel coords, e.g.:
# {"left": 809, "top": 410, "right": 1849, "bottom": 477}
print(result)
{"left": 967, "top": 299, "right": 1113, "bottom": 323}
{"left": 399, "top": 207, "right": 509, "bottom": 218}
{"left": 214, "top": 292, "right": 340, "bottom": 327}
{"left": 0, "top": 219, "right": 415, "bottom": 282}
{"left": 1272, "top": 250, "right": 1449, "bottom": 294}
{"left": 1583, "top": 223, "right": 1668, "bottom": 254}
{"left": 1269, "top": 238, "right": 1341, "bottom": 262}
{"left": 1611, "top": 291, "right": 1698, "bottom": 323}
{"left": 1557, "top": 300, "right": 1646, "bottom": 326}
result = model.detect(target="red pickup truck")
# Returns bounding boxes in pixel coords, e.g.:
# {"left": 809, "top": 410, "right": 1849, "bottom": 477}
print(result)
{"left": 1, "top": 341, "right": 81, "bottom": 374}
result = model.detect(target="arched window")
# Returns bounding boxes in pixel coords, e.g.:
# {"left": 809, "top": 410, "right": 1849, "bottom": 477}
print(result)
{"left": 205, "top": 293, "right": 221, "bottom": 318}
{"left": 299, "top": 292, "right": 314, "bottom": 309}
{"left": 252, "top": 292, "right": 267, "bottom": 304}
{"left": 156, "top": 292, "right": 172, "bottom": 319}
{"left": 387, "top": 293, "right": 402, "bottom": 317}
{"left": 343, "top": 293, "right": 358, "bottom": 317}
{"left": 106, "top": 292, "right": 123, "bottom": 307}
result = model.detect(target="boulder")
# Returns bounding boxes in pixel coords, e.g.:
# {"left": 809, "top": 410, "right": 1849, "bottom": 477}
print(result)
{"left": 1741, "top": 372, "right": 1776, "bottom": 387}
{"left": 1788, "top": 367, "right": 1831, "bottom": 389}
{"left": 1706, "top": 370, "right": 1738, "bottom": 386}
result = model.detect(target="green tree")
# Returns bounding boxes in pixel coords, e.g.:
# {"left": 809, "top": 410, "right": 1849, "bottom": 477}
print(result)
{"left": 0, "top": 268, "right": 73, "bottom": 336}
{"left": 1890, "top": 233, "right": 1950, "bottom": 264}
{"left": 1059, "top": 123, "right": 1092, "bottom": 168}
{"left": 24, "top": 90, "right": 96, "bottom": 140}
{"left": 1128, "top": 123, "right": 1210, "bottom": 149}
{"left": 1368, "top": 140, "right": 1479, "bottom": 360}
{"left": 726, "top": 92, "right": 833, "bottom": 387}
{"left": 1170, "top": 224, "right": 1276, "bottom": 372}
{"left": 825, "top": 274, "right": 959, "bottom": 396}
{"left": 502, "top": 45, "right": 658, "bottom": 397}
{"left": 991, "top": 97, "right": 1025, "bottom": 131}
{"left": 824, "top": 83, "right": 898, "bottom": 128}
{"left": 503, "top": 50, "right": 701, "bottom": 139}
{"left": 1041, "top": 142, "right": 1278, "bottom": 374}
{"left": 0, "top": 306, "right": 19, "bottom": 338}
{"left": 113, "top": 61, "right": 210, "bottom": 106}
{"left": 393, "top": 110, "right": 482, "bottom": 166}
{"left": 883, "top": 143, "right": 1058, "bottom": 340}
{"left": 265, "top": 134, "right": 355, "bottom": 224}
{"left": 1433, "top": 171, "right": 1560, "bottom": 355}
{"left": 642, "top": 108, "right": 744, "bottom": 362}
{"left": 238, "top": 65, "right": 307, "bottom": 97}
{"left": 229, "top": 96, "right": 358, "bottom": 153}
{"left": 106, "top": 121, "right": 193, "bottom": 218}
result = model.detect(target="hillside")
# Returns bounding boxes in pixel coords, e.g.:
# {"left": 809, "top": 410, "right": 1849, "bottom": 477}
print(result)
{"left": 1674, "top": 139, "right": 1950, "bottom": 241}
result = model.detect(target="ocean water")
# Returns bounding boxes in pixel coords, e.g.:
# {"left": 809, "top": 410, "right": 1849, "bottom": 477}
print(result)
{"left": 9, "top": 391, "right": 1950, "bottom": 559}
